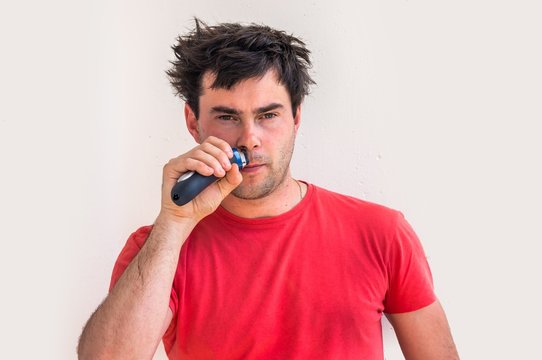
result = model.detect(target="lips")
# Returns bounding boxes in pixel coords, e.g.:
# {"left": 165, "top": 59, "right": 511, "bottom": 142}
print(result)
{"left": 242, "top": 164, "right": 264, "bottom": 173}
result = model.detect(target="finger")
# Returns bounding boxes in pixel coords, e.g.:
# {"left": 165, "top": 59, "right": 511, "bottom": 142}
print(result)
{"left": 190, "top": 148, "right": 227, "bottom": 177}
{"left": 216, "top": 164, "right": 243, "bottom": 198}
{"left": 204, "top": 136, "right": 234, "bottom": 158}
{"left": 197, "top": 143, "right": 232, "bottom": 173}
{"left": 164, "top": 145, "right": 225, "bottom": 181}
{"left": 163, "top": 156, "right": 213, "bottom": 182}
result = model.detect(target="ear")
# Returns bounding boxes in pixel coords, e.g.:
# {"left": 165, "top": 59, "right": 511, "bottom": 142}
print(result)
{"left": 185, "top": 103, "right": 201, "bottom": 143}
{"left": 293, "top": 105, "right": 302, "bottom": 134}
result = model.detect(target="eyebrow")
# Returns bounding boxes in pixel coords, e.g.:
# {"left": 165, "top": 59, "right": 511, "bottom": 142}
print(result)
{"left": 210, "top": 103, "right": 284, "bottom": 116}
{"left": 256, "top": 103, "right": 284, "bottom": 114}
{"left": 210, "top": 106, "right": 241, "bottom": 116}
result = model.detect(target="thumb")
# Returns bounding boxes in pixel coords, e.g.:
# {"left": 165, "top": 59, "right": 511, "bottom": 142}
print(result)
{"left": 216, "top": 164, "right": 243, "bottom": 198}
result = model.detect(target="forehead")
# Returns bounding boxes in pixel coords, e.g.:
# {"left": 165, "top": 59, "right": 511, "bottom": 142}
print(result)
{"left": 200, "top": 70, "right": 292, "bottom": 111}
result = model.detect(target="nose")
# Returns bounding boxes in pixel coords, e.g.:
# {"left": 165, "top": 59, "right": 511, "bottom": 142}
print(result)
{"left": 236, "top": 121, "right": 261, "bottom": 152}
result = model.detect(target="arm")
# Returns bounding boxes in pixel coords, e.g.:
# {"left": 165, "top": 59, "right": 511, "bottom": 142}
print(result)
{"left": 386, "top": 300, "right": 459, "bottom": 360}
{"left": 77, "top": 137, "right": 242, "bottom": 359}
{"left": 77, "top": 218, "right": 193, "bottom": 359}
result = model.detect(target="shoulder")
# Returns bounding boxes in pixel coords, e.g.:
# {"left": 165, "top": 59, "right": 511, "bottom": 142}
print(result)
{"left": 109, "top": 225, "right": 153, "bottom": 292}
{"left": 125, "top": 225, "right": 154, "bottom": 249}
{"left": 309, "top": 184, "right": 403, "bottom": 229}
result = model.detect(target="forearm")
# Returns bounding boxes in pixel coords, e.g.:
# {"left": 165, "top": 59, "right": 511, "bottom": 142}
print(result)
{"left": 78, "top": 215, "right": 196, "bottom": 359}
{"left": 387, "top": 301, "right": 459, "bottom": 360}
{"left": 78, "top": 138, "right": 242, "bottom": 358}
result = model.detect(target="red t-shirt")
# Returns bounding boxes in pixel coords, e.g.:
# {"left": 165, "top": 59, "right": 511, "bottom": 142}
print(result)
{"left": 110, "top": 183, "right": 436, "bottom": 359}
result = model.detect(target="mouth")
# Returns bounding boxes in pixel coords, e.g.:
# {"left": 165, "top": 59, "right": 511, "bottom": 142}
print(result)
{"left": 241, "top": 163, "right": 265, "bottom": 173}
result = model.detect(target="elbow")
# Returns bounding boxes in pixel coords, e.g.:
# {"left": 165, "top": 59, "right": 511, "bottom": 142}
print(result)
{"left": 76, "top": 337, "right": 88, "bottom": 360}
{"left": 77, "top": 325, "right": 105, "bottom": 360}
{"left": 76, "top": 332, "right": 95, "bottom": 360}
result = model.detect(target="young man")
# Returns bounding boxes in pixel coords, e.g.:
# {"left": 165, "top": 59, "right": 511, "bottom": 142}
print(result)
{"left": 78, "top": 19, "right": 459, "bottom": 359}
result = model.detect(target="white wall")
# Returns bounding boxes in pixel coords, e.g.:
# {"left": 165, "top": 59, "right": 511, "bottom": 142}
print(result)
{"left": 1, "top": 0, "right": 541, "bottom": 358}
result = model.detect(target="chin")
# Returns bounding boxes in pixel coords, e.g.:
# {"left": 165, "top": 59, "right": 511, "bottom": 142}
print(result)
{"left": 232, "top": 182, "right": 275, "bottom": 200}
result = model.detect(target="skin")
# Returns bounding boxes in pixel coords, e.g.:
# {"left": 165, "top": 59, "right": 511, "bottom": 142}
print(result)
{"left": 185, "top": 70, "right": 305, "bottom": 219}
{"left": 386, "top": 301, "right": 460, "bottom": 359}
{"left": 77, "top": 70, "right": 458, "bottom": 359}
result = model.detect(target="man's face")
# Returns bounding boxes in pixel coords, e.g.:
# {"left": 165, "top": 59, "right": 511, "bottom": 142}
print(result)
{"left": 186, "top": 70, "right": 301, "bottom": 200}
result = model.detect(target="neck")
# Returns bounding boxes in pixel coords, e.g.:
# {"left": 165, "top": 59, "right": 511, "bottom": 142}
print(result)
{"left": 220, "top": 172, "right": 305, "bottom": 219}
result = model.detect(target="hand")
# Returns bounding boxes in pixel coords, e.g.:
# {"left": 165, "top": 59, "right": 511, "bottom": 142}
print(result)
{"left": 159, "top": 136, "right": 243, "bottom": 223}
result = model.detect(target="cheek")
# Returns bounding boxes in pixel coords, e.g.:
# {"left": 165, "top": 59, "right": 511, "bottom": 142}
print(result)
{"left": 276, "top": 130, "right": 296, "bottom": 158}
{"left": 199, "top": 124, "right": 236, "bottom": 143}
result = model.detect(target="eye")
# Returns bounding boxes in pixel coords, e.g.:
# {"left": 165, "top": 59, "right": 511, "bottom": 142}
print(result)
{"left": 261, "top": 113, "right": 277, "bottom": 119}
{"left": 218, "top": 115, "right": 235, "bottom": 121}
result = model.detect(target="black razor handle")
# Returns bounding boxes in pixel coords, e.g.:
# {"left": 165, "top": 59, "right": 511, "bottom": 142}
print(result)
{"left": 170, "top": 148, "right": 248, "bottom": 206}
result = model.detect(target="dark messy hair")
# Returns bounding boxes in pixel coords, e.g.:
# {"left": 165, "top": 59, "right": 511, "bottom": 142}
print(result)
{"left": 166, "top": 18, "right": 315, "bottom": 118}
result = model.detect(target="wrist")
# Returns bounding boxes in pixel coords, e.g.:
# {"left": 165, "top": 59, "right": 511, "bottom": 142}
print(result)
{"left": 154, "top": 212, "right": 198, "bottom": 238}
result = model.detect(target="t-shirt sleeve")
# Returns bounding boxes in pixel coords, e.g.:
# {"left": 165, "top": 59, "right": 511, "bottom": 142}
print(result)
{"left": 383, "top": 213, "right": 437, "bottom": 314}
{"left": 109, "top": 225, "right": 152, "bottom": 291}
{"left": 109, "top": 225, "right": 179, "bottom": 317}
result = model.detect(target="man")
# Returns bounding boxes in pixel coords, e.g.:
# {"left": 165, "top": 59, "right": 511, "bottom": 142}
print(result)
{"left": 78, "top": 19, "right": 459, "bottom": 359}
